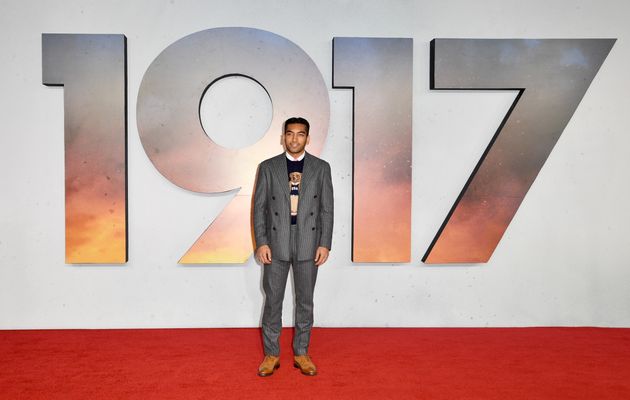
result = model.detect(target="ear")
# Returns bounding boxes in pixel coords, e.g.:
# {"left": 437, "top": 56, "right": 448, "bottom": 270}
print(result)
{"left": 306, "top": 135, "right": 311, "bottom": 145}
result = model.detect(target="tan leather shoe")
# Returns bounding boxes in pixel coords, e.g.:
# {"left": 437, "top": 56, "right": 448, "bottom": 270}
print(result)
{"left": 293, "top": 355, "right": 317, "bottom": 376}
{"left": 258, "top": 355, "right": 280, "bottom": 377}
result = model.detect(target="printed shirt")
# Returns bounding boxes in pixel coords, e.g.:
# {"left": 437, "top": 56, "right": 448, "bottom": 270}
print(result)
{"left": 286, "top": 152, "right": 305, "bottom": 225}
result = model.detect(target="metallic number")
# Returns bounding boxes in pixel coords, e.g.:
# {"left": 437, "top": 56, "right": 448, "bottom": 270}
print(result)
{"left": 42, "top": 34, "right": 128, "bottom": 264}
{"left": 333, "top": 37, "right": 413, "bottom": 262}
{"left": 424, "top": 39, "right": 615, "bottom": 263}
{"left": 137, "top": 28, "right": 329, "bottom": 263}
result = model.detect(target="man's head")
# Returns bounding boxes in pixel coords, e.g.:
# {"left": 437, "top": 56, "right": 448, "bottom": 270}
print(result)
{"left": 283, "top": 117, "right": 310, "bottom": 157}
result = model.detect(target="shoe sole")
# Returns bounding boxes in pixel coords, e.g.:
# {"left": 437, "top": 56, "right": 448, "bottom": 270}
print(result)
{"left": 293, "top": 362, "right": 317, "bottom": 376}
{"left": 257, "top": 363, "right": 280, "bottom": 377}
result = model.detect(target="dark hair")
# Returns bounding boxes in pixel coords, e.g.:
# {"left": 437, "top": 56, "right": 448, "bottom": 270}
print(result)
{"left": 283, "top": 117, "right": 310, "bottom": 135}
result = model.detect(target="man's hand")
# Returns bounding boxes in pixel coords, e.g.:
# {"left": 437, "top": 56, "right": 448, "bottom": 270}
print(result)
{"left": 314, "top": 246, "right": 329, "bottom": 266}
{"left": 256, "top": 245, "right": 272, "bottom": 264}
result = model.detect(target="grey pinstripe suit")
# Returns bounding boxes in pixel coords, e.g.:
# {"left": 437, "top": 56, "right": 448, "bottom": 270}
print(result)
{"left": 253, "top": 151, "right": 334, "bottom": 356}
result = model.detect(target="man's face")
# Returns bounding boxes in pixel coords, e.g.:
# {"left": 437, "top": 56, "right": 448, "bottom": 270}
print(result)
{"left": 283, "top": 123, "right": 310, "bottom": 156}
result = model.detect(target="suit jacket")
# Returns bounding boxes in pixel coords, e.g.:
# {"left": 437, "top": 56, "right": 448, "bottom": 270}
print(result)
{"left": 253, "top": 151, "right": 334, "bottom": 261}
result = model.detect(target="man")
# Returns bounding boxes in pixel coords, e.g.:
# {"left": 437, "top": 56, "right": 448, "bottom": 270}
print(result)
{"left": 253, "top": 117, "right": 334, "bottom": 377}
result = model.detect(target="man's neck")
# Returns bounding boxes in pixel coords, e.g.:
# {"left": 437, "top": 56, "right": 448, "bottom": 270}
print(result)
{"left": 286, "top": 151, "right": 305, "bottom": 161}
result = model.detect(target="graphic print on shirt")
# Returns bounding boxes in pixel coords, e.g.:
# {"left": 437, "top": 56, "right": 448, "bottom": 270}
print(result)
{"left": 289, "top": 171, "right": 302, "bottom": 219}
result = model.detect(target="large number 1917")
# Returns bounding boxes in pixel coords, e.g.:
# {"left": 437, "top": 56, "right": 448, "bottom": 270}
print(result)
{"left": 42, "top": 29, "right": 614, "bottom": 265}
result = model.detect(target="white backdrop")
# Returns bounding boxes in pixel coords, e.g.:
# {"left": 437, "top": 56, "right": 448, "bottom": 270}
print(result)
{"left": 1, "top": 0, "right": 629, "bottom": 329}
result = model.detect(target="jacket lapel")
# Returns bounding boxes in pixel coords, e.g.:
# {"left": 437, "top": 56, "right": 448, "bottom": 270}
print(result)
{"left": 271, "top": 153, "right": 290, "bottom": 201}
{"left": 299, "top": 152, "right": 316, "bottom": 195}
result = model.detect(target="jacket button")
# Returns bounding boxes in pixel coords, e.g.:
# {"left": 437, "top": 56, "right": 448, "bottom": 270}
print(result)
{"left": 272, "top": 227, "right": 276, "bottom": 231}
{"left": 312, "top": 227, "right": 315, "bottom": 231}
{"left": 272, "top": 196, "right": 275, "bottom": 200}
{"left": 274, "top": 212, "right": 278, "bottom": 216}
{"left": 314, "top": 195, "right": 317, "bottom": 198}
{"left": 310, "top": 212, "right": 314, "bottom": 216}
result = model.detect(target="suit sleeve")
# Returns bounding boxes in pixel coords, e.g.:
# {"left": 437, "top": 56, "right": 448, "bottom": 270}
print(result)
{"left": 318, "top": 162, "right": 334, "bottom": 250}
{"left": 253, "top": 163, "right": 269, "bottom": 249}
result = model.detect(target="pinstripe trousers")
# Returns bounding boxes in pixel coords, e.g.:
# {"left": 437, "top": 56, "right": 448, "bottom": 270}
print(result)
{"left": 262, "top": 224, "right": 319, "bottom": 356}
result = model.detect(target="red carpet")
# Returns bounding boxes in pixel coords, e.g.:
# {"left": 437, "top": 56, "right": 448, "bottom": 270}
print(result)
{"left": 1, "top": 327, "right": 629, "bottom": 399}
